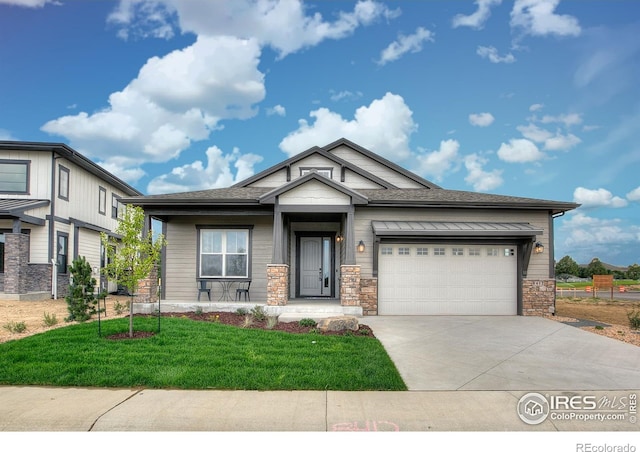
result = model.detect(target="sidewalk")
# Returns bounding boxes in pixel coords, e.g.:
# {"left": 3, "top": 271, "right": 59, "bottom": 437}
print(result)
{"left": 1, "top": 386, "right": 638, "bottom": 432}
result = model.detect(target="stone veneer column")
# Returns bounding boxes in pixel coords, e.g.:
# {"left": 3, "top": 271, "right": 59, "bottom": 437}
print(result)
{"left": 340, "top": 265, "right": 361, "bottom": 306}
{"left": 522, "top": 279, "right": 556, "bottom": 316}
{"left": 267, "top": 264, "right": 289, "bottom": 306}
{"left": 4, "top": 233, "right": 30, "bottom": 295}
{"left": 359, "top": 277, "right": 378, "bottom": 315}
{"left": 134, "top": 265, "right": 159, "bottom": 304}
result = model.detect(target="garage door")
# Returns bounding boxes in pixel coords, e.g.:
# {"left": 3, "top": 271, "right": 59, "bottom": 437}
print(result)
{"left": 378, "top": 244, "right": 517, "bottom": 315}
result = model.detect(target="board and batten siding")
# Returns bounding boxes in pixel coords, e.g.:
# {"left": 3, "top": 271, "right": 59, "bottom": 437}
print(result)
{"left": 164, "top": 216, "right": 273, "bottom": 301}
{"left": 353, "top": 207, "right": 551, "bottom": 280}
{"left": 76, "top": 228, "right": 101, "bottom": 271}
{"left": 328, "top": 145, "right": 426, "bottom": 189}
{"left": 53, "top": 158, "right": 128, "bottom": 232}
{"left": 279, "top": 180, "right": 351, "bottom": 205}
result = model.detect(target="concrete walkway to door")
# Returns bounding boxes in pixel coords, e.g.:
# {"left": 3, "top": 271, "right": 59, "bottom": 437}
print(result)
{"left": 360, "top": 316, "right": 640, "bottom": 391}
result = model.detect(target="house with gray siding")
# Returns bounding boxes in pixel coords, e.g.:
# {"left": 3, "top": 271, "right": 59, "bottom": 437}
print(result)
{"left": 0, "top": 141, "right": 141, "bottom": 300}
{"left": 125, "top": 138, "right": 578, "bottom": 317}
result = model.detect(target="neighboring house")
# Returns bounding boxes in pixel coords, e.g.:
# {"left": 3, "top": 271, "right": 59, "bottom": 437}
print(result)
{"left": 0, "top": 141, "right": 142, "bottom": 300}
{"left": 124, "top": 138, "right": 578, "bottom": 316}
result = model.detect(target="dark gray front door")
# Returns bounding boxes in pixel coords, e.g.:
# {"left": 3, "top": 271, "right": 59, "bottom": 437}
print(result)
{"left": 299, "top": 236, "right": 332, "bottom": 297}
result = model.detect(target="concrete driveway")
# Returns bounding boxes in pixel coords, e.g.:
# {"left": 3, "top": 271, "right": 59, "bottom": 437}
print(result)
{"left": 360, "top": 316, "right": 640, "bottom": 391}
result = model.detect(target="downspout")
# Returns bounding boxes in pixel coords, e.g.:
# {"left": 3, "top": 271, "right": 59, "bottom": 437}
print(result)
{"left": 550, "top": 210, "right": 565, "bottom": 316}
{"left": 49, "top": 153, "right": 58, "bottom": 298}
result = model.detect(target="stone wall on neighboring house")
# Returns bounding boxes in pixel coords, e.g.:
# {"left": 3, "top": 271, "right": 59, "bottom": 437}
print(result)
{"left": 359, "top": 277, "right": 378, "bottom": 316}
{"left": 522, "top": 279, "right": 556, "bottom": 316}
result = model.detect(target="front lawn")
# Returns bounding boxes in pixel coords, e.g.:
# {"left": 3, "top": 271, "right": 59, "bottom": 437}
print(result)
{"left": 0, "top": 316, "right": 406, "bottom": 391}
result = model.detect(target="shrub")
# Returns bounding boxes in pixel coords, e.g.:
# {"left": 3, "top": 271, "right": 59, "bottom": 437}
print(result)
{"left": 235, "top": 308, "right": 249, "bottom": 316}
{"left": 242, "top": 315, "right": 254, "bottom": 328}
{"left": 250, "top": 305, "right": 267, "bottom": 321}
{"left": 3, "top": 321, "right": 27, "bottom": 334}
{"left": 42, "top": 312, "right": 58, "bottom": 327}
{"left": 299, "top": 318, "right": 317, "bottom": 327}
{"left": 65, "top": 256, "right": 102, "bottom": 322}
{"left": 266, "top": 316, "right": 278, "bottom": 329}
{"left": 113, "top": 300, "right": 129, "bottom": 315}
{"left": 627, "top": 310, "right": 640, "bottom": 330}
{"left": 195, "top": 307, "right": 203, "bottom": 316}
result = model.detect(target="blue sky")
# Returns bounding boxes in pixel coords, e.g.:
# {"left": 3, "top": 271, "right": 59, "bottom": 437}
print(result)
{"left": 0, "top": 0, "right": 639, "bottom": 266}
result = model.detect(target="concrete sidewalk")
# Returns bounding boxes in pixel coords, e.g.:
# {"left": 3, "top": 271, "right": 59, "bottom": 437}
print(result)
{"left": 1, "top": 386, "right": 638, "bottom": 431}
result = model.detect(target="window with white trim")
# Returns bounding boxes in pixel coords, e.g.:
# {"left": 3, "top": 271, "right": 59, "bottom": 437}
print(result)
{"left": 452, "top": 247, "right": 464, "bottom": 256}
{"left": 199, "top": 228, "right": 250, "bottom": 278}
{"left": 487, "top": 248, "right": 499, "bottom": 256}
{"left": 381, "top": 247, "right": 393, "bottom": 255}
{"left": 300, "top": 167, "right": 332, "bottom": 178}
{"left": 434, "top": 247, "right": 445, "bottom": 256}
{"left": 469, "top": 248, "right": 481, "bottom": 256}
{"left": 398, "top": 247, "right": 410, "bottom": 255}
{"left": 416, "top": 247, "right": 428, "bottom": 256}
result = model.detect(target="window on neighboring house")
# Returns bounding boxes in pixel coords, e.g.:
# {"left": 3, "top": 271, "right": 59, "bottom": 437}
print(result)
{"left": 58, "top": 165, "right": 69, "bottom": 201}
{"left": 56, "top": 232, "right": 69, "bottom": 274}
{"left": 0, "top": 160, "right": 29, "bottom": 194}
{"left": 112, "top": 194, "right": 121, "bottom": 219}
{"left": 198, "top": 228, "right": 251, "bottom": 278}
{"left": 98, "top": 187, "right": 107, "bottom": 215}
{"left": 300, "top": 167, "right": 333, "bottom": 179}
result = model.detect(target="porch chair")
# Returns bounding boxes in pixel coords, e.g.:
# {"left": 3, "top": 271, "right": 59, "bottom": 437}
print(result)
{"left": 197, "top": 280, "right": 211, "bottom": 301}
{"left": 235, "top": 280, "right": 251, "bottom": 301}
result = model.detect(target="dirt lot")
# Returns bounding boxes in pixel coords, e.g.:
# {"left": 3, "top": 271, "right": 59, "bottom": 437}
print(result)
{"left": 1, "top": 295, "right": 639, "bottom": 346}
{"left": 0, "top": 296, "right": 130, "bottom": 344}
{"left": 553, "top": 297, "right": 640, "bottom": 347}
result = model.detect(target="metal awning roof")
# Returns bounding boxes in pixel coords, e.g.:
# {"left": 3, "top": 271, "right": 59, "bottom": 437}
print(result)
{"left": 372, "top": 220, "right": 543, "bottom": 237}
{"left": 0, "top": 199, "right": 49, "bottom": 225}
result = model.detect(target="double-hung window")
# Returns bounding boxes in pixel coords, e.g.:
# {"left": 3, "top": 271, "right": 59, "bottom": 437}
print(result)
{"left": 199, "top": 228, "right": 251, "bottom": 278}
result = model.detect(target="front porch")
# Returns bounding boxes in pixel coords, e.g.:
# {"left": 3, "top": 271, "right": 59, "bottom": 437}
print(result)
{"left": 132, "top": 298, "right": 363, "bottom": 322}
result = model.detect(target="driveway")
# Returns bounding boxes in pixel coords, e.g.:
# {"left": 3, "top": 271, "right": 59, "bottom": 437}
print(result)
{"left": 360, "top": 316, "right": 640, "bottom": 391}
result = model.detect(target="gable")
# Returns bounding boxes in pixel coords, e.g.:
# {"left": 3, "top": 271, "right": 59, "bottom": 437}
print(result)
{"left": 279, "top": 179, "right": 351, "bottom": 205}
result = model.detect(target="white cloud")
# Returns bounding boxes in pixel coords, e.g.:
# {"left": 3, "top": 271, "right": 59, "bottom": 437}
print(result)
{"left": 377, "top": 27, "right": 434, "bottom": 66}
{"left": 0, "top": 0, "right": 59, "bottom": 7}
{"left": 464, "top": 153, "right": 503, "bottom": 191}
{"left": 41, "top": 35, "right": 265, "bottom": 173}
{"left": 279, "top": 92, "right": 416, "bottom": 160}
{"left": 582, "top": 124, "right": 600, "bottom": 132}
{"left": 540, "top": 112, "right": 582, "bottom": 127}
{"left": 529, "top": 103, "right": 544, "bottom": 112}
{"left": 146, "top": 145, "right": 263, "bottom": 194}
{"left": 573, "top": 187, "right": 628, "bottom": 208}
{"left": 517, "top": 123, "right": 552, "bottom": 143}
{"left": 266, "top": 105, "right": 286, "bottom": 116}
{"left": 543, "top": 132, "right": 580, "bottom": 151}
{"left": 560, "top": 213, "right": 640, "bottom": 257}
{"left": 468, "top": 112, "right": 495, "bottom": 127}
{"left": 627, "top": 187, "right": 640, "bottom": 202}
{"left": 452, "top": 0, "right": 502, "bottom": 30}
{"left": 330, "top": 90, "right": 363, "bottom": 102}
{"left": 415, "top": 139, "right": 459, "bottom": 182}
{"left": 510, "top": 0, "right": 581, "bottom": 38}
{"left": 497, "top": 138, "right": 544, "bottom": 163}
{"left": 0, "top": 129, "right": 17, "bottom": 140}
{"left": 109, "top": 0, "right": 400, "bottom": 58}
{"left": 476, "top": 46, "right": 516, "bottom": 64}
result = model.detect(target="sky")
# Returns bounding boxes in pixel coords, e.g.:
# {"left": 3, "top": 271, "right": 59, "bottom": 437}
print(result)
{"left": 0, "top": 0, "right": 639, "bottom": 267}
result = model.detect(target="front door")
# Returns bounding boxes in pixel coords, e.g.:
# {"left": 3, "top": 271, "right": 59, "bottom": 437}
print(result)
{"left": 299, "top": 236, "right": 333, "bottom": 297}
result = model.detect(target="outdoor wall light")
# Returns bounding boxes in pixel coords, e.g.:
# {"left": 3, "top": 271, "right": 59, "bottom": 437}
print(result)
{"left": 534, "top": 242, "right": 544, "bottom": 254}
{"left": 357, "top": 240, "right": 366, "bottom": 253}
{"left": 336, "top": 235, "right": 343, "bottom": 243}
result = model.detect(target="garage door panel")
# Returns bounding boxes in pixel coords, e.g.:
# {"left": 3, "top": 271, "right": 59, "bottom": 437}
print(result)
{"left": 378, "top": 244, "right": 517, "bottom": 315}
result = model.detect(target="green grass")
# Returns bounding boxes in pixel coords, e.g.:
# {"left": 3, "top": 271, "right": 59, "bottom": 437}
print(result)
{"left": 0, "top": 316, "right": 406, "bottom": 391}
{"left": 556, "top": 279, "right": 639, "bottom": 288}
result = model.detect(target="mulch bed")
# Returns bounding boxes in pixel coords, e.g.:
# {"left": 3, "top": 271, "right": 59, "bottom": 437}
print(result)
{"left": 106, "top": 311, "right": 375, "bottom": 340}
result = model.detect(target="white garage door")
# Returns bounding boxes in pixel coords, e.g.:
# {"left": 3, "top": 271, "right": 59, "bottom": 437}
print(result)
{"left": 378, "top": 244, "right": 517, "bottom": 315}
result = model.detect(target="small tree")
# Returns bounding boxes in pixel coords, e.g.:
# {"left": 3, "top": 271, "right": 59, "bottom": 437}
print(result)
{"left": 65, "top": 256, "right": 103, "bottom": 322}
{"left": 585, "top": 258, "right": 609, "bottom": 278}
{"left": 101, "top": 205, "right": 165, "bottom": 338}
{"left": 627, "top": 263, "right": 640, "bottom": 281}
